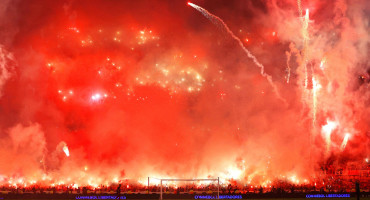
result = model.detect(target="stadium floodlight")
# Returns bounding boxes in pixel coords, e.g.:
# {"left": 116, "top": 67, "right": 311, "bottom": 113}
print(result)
{"left": 158, "top": 178, "right": 220, "bottom": 200}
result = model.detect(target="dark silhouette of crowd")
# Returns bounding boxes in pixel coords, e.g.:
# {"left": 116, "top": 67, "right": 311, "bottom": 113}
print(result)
{"left": 0, "top": 178, "right": 368, "bottom": 195}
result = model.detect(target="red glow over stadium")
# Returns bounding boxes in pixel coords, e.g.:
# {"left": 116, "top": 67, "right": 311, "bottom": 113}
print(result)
{"left": 0, "top": 0, "right": 368, "bottom": 192}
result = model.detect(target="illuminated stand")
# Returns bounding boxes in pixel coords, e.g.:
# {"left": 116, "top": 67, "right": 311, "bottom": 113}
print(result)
{"left": 158, "top": 178, "right": 220, "bottom": 200}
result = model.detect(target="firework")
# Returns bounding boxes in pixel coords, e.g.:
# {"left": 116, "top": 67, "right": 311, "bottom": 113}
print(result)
{"left": 302, "top": 9, "right": 310, "bottom": 89}
{"left": 63, "top": 145, "right": 70, "bottom": 157}
{"left": 188, "top": 2, "right": 285, "bottom": 103}
{"left": 312, "top": 77, "right": 321, "bottom": 127}
{"left": 321, "top": 120, "right": 338, "bottom": 155}
{"left": 340, "top": 133, "right": 350, "bottom": 151}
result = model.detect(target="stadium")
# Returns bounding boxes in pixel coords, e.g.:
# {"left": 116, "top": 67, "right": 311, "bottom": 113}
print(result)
{"left": 0, "top": 0, "right": 369, "bottom": 199}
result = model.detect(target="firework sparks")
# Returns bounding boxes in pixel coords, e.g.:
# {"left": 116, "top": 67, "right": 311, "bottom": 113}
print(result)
{"left": 340, "top": 133, "right": 350, "bottom": 151}
{"left": 302, "top": 9, "right": 310, "bottom": 89}
{"left": 312, "top": 77, "right": 321, "bottom": 127}
{"left": 319, "top": 57, "right": 326, "bottom": 70}
{"left": 63, "top": 144, "right": 70, "bottom": 157}
{"left": 321, "top": 120, "right": 338, "bottom": 154}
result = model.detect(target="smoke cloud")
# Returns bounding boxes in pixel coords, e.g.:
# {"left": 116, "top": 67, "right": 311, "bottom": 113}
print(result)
{"left": 0, "top": 0, "right": 368, "bottom": 186}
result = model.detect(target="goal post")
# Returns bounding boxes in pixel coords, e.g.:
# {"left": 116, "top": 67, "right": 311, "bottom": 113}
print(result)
{"left": 159, "top": 178, "right": 220, "bottom": 200}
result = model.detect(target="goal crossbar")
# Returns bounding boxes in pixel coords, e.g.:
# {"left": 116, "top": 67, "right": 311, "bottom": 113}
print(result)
{"left": 161, "top": 178, "right": 218, "bottom": 181}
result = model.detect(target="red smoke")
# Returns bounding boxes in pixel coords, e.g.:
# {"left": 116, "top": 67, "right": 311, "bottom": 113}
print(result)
{"left": 0, "top": 0, "right": 368, "bottom": 186}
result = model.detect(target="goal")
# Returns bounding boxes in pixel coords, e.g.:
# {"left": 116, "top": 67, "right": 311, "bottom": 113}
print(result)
{"left": 158, "top": 178, "right": 220, "bottom": 200}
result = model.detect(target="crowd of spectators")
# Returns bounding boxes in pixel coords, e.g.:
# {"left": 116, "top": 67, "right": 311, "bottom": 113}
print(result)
{"left": 0, "top": 179, "right": 368, "bottom": 195}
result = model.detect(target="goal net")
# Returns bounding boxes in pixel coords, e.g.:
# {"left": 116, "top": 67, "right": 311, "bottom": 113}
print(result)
{"left": 157, "top": 178, "right": 220, "bottom": 200}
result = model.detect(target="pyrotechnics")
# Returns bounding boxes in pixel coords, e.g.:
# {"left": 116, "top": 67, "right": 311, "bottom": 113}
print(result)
{"left": 0, "top": 0, "right": 368, "bottom": 189}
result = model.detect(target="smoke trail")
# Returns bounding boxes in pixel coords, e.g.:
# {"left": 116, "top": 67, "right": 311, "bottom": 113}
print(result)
{"left": 188, "top": 2, "right": 286, "bottom": 103}
{"left": 297, "top": 0, "right": 303, "bottom": 17}
{"left": 285, "top": 51, "right": 291, "bottom": 83}
{"left": 312, "top": 57, "right": 325, "bottom": 128}
{"left": 0, "top": 45, "right": 14, "bottom": 97}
